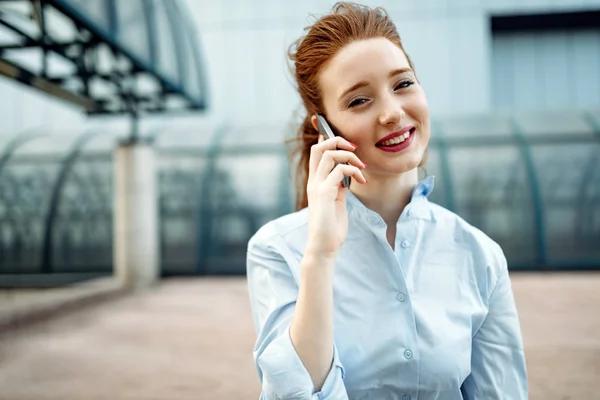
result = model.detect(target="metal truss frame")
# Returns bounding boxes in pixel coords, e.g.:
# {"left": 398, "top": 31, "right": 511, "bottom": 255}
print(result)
{"left": 0, "top": 0, "right": 206, "bottom": 129}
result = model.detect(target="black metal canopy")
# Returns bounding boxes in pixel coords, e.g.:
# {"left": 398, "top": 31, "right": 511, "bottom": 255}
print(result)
{"left": 0, "top": 0, "right": 208, "bottom": 116}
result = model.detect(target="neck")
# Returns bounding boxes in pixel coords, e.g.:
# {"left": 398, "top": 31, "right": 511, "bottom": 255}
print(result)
{"left": 350, "top": 168, "right": 419, "bottom": 227}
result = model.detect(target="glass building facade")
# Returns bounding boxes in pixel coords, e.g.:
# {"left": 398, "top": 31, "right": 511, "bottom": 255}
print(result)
{"left": 1, "top": 110, "right": 598, "bottom": 286}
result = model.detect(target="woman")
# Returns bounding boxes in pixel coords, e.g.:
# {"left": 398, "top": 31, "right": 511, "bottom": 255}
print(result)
{"left": 246, "top": 3, "right": 528, "bottom": 399}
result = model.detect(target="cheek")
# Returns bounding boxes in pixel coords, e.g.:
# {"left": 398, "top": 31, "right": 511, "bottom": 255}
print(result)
{"left": 407, "top": 94, "right": 430, "bottom": 135}
{"left": 338, "top": 117, "right": 371, "bottom": 144}
{"left": 410, "top": 91, "right": 429, "bottom": 121}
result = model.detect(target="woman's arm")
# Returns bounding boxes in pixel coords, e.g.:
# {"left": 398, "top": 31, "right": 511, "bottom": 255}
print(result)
{"left": 461, "top": 253, "right": 528, "bottom": 399}
{"left": 249, "top": 133, "right": 364, "bottom": 399}
{"left": 247, "top": 232, "right": 348, "bottom": 400}
{"left": 291, "top": 252, "right": 337, "bottom": 391}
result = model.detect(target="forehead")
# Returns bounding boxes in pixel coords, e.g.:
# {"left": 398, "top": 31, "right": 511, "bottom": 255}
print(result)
{"left": 319, "top": 37, "right": 411, "bottom": 97}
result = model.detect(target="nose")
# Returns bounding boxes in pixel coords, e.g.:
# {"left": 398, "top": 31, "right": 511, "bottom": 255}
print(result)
{"left": 378, "top": 93, "right": 405, "bottom": 126}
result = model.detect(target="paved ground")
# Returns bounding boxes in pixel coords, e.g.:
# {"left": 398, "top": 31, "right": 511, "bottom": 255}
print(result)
{"left": 0, "top": 273, "right": 598, "bottom": 400}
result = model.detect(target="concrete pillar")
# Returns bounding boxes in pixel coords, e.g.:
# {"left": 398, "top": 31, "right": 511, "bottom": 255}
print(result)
{"left": 113, "top": 140, "right": 159, "bottom": 289}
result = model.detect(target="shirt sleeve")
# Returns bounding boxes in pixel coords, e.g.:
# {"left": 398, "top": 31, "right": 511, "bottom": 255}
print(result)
{"left": 247, "top": 232, "right": 348, "bottom": 400}
{"left": 461, "top": 250, "right": 528, "bottom": 400}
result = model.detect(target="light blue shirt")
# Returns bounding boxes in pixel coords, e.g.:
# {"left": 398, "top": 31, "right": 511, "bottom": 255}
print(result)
{"left": 246, "top": 176, "right": 528, "bottom": 400}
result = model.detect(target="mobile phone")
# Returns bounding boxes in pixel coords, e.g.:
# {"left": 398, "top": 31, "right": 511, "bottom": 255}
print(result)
{"left": 316, "top": 114, "right": 351, "bottom": 188}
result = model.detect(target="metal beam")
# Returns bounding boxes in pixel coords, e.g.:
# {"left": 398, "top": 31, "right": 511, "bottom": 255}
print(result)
{"left": 0, "top": 58, "right": 98, "bottom": 111}
{"left": 1, "top": 1, "right": 207, "bottom": 116}
{"left": 47, "top": 0, "right": 203, "bottom": 108}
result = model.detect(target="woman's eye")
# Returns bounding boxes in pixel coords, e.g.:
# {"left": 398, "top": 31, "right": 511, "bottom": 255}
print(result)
{"left": 348, "top": 97, "right": 368, "bottom": 108}
{"left": 394, "top": 80, "right": 414, "bottom": 90}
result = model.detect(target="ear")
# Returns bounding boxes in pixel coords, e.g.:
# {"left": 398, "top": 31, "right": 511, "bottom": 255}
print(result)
{"left": 310, "top": 115, "right": 319, "bottom": 132}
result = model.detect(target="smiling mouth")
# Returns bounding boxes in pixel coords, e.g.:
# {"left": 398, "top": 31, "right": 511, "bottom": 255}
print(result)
{"left": 376, "top": 128, "right": 416, "bottom": 147}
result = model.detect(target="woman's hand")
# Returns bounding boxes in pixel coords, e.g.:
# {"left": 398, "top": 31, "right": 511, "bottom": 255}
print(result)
{"left": 305, "top": 135, "right": 367, "bottom": 261}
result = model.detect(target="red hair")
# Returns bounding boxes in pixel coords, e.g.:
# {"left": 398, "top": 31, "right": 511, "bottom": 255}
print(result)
{"left": 287, "top": 2, "right": 422, "bottom": 210}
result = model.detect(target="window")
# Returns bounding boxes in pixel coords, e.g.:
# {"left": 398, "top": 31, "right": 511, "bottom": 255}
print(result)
{"left": 491, "top": 10, "right": 600, "bottom": 110}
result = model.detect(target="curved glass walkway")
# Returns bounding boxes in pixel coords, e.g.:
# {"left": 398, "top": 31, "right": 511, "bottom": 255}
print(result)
{"left": 0, "top": 110, "right": 598, "bottom": 283}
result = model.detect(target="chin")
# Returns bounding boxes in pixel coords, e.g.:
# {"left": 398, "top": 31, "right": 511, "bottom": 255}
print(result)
{"left": 398, "top": 154, "right": 423, "bottom": 171}
{"left": 371, "top": 150, "right": 425, "bottom": 175}
{"left": 379, "top": 161, "right": 420, "bottom": 176}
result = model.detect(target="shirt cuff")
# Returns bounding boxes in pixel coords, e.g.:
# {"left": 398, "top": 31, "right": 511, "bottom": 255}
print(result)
{"left": 257, "top": 325, "right": 347, "bottom": 399}
{"left": 317, "top": 344, "right": 346, "bottom": 399}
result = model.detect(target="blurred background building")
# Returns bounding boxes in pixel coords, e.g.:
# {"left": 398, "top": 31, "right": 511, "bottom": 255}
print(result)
{"left": 0, "top": 0, "right": 599, "bottom": 288}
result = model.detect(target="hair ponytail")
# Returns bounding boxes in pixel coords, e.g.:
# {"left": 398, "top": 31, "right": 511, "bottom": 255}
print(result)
{"left": 286, "top": 114, "right": 319, "bottom": 210}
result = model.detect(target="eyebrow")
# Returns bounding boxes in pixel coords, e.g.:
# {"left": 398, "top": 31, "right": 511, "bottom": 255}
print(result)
{"left": 338, "top": 67, "right": 414, "bottom": 101}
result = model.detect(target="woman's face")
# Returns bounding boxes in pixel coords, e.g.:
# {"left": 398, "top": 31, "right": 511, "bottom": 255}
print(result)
{"left": 316, "top": 37, "right": 430, "bottom": 177}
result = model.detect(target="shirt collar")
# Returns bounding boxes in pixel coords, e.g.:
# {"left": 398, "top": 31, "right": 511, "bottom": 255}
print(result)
{"left": 346, "top": 175, "right": 436, "bottom": 226}
{"left": 410, "top": 175, "right": 435, "bottom": 201}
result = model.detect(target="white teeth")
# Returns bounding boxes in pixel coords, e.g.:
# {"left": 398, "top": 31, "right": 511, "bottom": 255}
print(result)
{"left": 380, "top": 130, "right": 412, "bottom": 146}
{"left": 381, "top": 136, "right": 404, "bottom": 146}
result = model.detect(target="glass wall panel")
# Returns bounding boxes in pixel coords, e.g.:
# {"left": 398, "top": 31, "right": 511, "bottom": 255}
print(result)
{"left": 152, "top": 0, "right": 179, "bottom": 83}
{"left": 49, "top": 132, "right": 121, "bottom": 273}
{"left": 0, "top": 135, "right": 76, "bottom": 273}
{"left": 14, "top": 135, "right": 80, "bottom": 158}
{"left": 59, "top": 0, "right": 109, "bottom": 28}
{"left": 116, "top": 0, "right": 150, "bottom": 62}
{"left": 155, "top": 125, "right": 220, "bottom": 151}
{"left": 3, "top": 111, "right": 600, "bottom": 280}
{"left": 516, "top": 110, "right": 595, "bottom": 139}
{"left": 420, "top": 145, "right": 446, "bottom": 208}
{"left": 158, "top": 155, "right": 207, "bottom": 275}
{"left": 531, "top": 142, "right": 600, "bottom": 266}
{"left": 441, "top": 114, "right": 513, "bottom": 140}
{"left": 448, "top": 146, "right": 535, "bottom": 267}
{"left": 184, "top": 31, "right": 202, "bottom": 101}
{"left": 202, "top": 153, "right": 283, "bottom": 274}
{"left": 221, "top": 123, "right": 290, "bottom": 149}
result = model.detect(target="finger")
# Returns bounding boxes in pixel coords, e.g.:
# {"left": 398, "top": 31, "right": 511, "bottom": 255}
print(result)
{"left": 308, "top": 138, "right": 323, "bottom": 183}
{"left": 324, "top": 164, "right": 367, "bottom": 187}
{"left": 317, "top": 136, "right": 357, "bottom": 152}
{"left": 315, "top": 150, "right": 366, "bottom": 182}
{"left": 308, "top": 136, "right": 357, "bottom": 182}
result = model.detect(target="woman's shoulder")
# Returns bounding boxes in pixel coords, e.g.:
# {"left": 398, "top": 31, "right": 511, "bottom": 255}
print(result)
{"left": 426, "top": 202, "right": 509, "bottom": 298}
{"left": 427, "top": 202, "right": 506, "bottom": 266}
{"left": 247, "top": 208, "right": 309, "bottom": 252}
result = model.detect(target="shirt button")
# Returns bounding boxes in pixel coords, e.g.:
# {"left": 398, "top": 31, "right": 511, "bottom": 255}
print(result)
{"left": 407, "top": 209, "right": 413, "bottom": 218}
{"left": 401, "top": 240, "right": 410, "bottom": 248}
{"left": 396, "top": 292, "right": 406, "bottom": 302}
{"left": 404, "top": 349, "right": 413, "bottom": 359}
{"left": 402, "top": 395, "right": 411, "bottom": 400}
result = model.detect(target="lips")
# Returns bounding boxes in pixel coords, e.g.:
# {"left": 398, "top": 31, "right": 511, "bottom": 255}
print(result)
{"left": 376, "top": 125, "right": 415, "bottom": 146}
{"left": 376, "top": 128, "right": 416, "bottom": 153}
